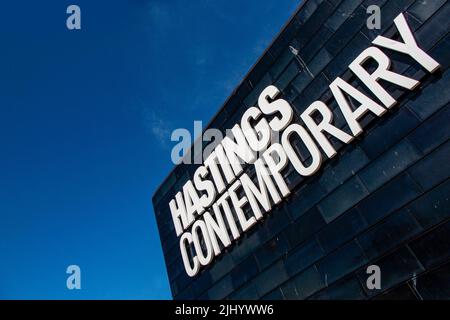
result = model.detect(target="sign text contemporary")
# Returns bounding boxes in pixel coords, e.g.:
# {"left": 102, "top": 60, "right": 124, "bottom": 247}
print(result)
{"left": 169, "top": 13, "right": 441, "bottom": 277}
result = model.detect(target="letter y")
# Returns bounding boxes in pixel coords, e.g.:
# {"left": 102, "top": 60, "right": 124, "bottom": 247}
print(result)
{"left": 372, "top": 13, "right": 440, "bottom": 73}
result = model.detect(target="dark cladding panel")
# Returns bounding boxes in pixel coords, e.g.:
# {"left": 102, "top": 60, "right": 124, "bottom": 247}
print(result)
{"left": 152, "top": 0, "right": 450, "bottom": 300}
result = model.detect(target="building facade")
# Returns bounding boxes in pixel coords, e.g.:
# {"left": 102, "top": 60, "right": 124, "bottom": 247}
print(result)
{"left": 152, "top": 0, "right": 450, "bottom": 300}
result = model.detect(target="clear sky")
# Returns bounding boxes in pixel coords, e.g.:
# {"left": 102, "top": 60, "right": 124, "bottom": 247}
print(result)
{"left": 0, "top": 0, "right": 300, "bottom": 299}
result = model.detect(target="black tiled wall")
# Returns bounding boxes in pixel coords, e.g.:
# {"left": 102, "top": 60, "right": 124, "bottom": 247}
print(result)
{"left": 153, "top": 0, "right": 450, "bottom": 300}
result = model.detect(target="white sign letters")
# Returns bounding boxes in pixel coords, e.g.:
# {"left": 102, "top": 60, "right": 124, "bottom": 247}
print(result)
{"left": 168, "top": 13, "right": 440, "bottom": 277}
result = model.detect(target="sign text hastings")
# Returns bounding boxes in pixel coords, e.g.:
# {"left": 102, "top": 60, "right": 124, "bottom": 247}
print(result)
{"left": 168, "top": 13, "right": 441, "bottom": 277}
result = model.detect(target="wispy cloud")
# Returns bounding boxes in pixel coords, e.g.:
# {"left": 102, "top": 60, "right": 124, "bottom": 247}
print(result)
{"left": 147, "top": 1, "right": 171, "bottom": 25}
{"left": 253, "top": 36, "right": 271, "bottom": 57}
{"left": 142, "top": 108, "right": 172, "bottom": 150}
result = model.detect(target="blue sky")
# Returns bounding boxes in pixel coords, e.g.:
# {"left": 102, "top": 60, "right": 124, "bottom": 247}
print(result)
{"left": 0, "top": 0, "right": 300, "bottom": 299}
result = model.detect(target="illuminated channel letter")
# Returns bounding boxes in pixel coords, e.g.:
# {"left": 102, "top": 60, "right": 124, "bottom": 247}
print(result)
{"left": 180, "top": 232, "right": 200, "bottom": 277}
{"left": 263, "top": 143, "right": 290, "bottom": 197}
{"left": 214, "top": 192, "right": 241, "bottom": 240}
{"left": 301, "top": 101, "right": 354, "bottom": 158}
{"left": 169, "top": 192, "right": 188, "bottom": 236}
{"left": 258, "top": 85, "right": 294, "bottom": 132}
{"left": 330, "top": 77, "right": 386, "bottom": 137}
{"left": 214, "top": 144, "right": 237, "bottom": 185}
{"left": 204, "top": 209, "right": 232, "bottom": 256}
{"left": 241, "top": 107, "right": 272, "bottom": 152}
{"left": 191, "top": 220, "right": 214, "bottom": 266}
{"left": 204, "top": 151, "right": 226, "bottom": 194}
{"left": 372, "top": 13, "right": 440, "bottom": 73}
{"left": 228, "top": 180, "right": 256, "bottom": 232}
{"left": 193, "top": 165, "right": 217, "bottom": 209}
{"left": 182, "top": 180, "right": 204, "bottom": 226}
{"left": 240, "top": 158, "right": 281, "bottom": 220}
{"left": 349, "top": 46, "right": 419, "bottom": 108}
{"left": 281, "top": 124, "right": 322, "bottom": 176}
{"left": 221, "top": 124, "right": 257, "bottom": 176}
